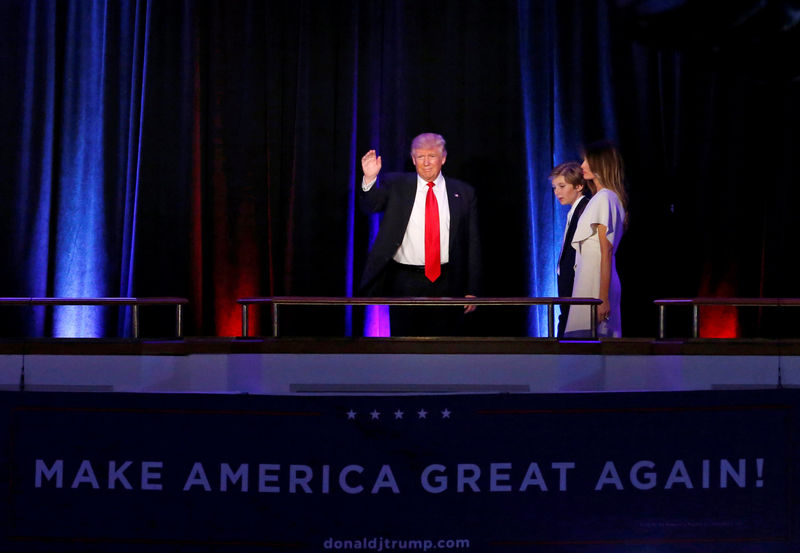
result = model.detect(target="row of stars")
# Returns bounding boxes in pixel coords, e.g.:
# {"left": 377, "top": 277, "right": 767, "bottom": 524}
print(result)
{"left": 346, "top": 408, "right": 452, "bottom": 420}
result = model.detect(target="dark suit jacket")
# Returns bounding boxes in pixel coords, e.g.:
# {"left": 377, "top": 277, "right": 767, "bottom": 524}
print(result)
{"left": 557, "top": 194, "right": 589, "bottom": 337}
{"left": 358, "top": 172, "right": 480, "bottom": 297}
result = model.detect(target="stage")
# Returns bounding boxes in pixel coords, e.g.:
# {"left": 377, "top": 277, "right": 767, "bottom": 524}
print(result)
{"left": 1, "top": 337, "right": 797, "bottom": 395}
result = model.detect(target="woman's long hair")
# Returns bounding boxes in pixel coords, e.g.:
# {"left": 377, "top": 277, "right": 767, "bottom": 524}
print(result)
{"left": 583, "top": 140, "right": 627, "bottom": 213}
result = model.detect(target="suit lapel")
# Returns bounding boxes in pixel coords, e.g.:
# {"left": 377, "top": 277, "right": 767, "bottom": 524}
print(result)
{"left": 399, "top": 174, "right": 418, "bottom": 225}
{"left": 566, "top": 196, "right": 586, "bottom": 239}
{"left": 560, "top": 195, "right": 586, "bottom": 263}
{"left": 447, "top": 180, "right": 462, "bottom": 254}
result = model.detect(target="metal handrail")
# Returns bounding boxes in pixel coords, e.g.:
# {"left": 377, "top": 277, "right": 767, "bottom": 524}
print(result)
{"left": 237, "top": 296, "right": 602, "bottom": 338}
{"left": 0, "top": 297, "right": 188, "bottom": 338}
{"left": 654, "top": 297, "right": 800, "bottom": 339}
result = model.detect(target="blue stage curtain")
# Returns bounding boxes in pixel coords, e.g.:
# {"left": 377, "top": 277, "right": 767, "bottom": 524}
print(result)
{"left": 1, "top": 0, "right": 148, "bottom": 337}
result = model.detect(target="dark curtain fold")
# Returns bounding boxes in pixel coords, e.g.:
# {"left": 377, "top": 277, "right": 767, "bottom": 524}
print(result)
{"left": 1, "top": 0, "right": 797, "bottom": 338}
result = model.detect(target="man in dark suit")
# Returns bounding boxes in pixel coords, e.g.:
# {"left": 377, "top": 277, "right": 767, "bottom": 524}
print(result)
{"left": 358, "top": 133, "right": 480, "bottom": 336}
{"left": 551, "top": 162, "right": 591, "bottom": 337}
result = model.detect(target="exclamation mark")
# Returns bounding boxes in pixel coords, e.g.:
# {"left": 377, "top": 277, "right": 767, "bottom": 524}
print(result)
{"left": 756, "top": 458, "right": 764, "bottom": 488}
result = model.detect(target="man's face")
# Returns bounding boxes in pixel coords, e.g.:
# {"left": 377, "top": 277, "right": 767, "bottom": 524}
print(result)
{"left": 552, "top": 175, "right": 583, "bottom": 205}
{"left": 412, "top": 147, "right": 446, "bottom": 182}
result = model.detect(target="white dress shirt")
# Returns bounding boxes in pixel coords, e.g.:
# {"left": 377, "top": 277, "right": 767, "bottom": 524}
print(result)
{"left": 363, "top": 173, "right": 451, "bottom": 265}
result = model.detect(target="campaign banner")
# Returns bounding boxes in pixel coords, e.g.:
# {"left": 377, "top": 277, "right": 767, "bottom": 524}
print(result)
{"left": 0, "top": 389, "right": 796, "bottom": 552}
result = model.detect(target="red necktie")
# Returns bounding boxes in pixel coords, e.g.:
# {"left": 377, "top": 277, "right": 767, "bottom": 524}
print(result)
{"left": 425, "top": 181, "right": 441, "bottom": 282}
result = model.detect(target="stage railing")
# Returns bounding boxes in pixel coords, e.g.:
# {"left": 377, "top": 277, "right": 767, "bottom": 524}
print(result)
{"left": 0, "top": 297, "right": 188, "bottom": 338}
{"left": 654, "top": 297, "right": 800, "bottom": 339}
{"left": 237, "top": 296, "right": 602, "bottom": 338}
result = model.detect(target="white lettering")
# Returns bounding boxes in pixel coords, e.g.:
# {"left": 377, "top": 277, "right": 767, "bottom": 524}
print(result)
{"left": 35, "top": 459, "right": 63, "bottom": 488}
{"left": 630, "top": 460, "right": 657, "bottom": 490}
{"left": 339, "top": 465, "right": 364, "bottom": 494}
{"left": 595, "top": 461, "right": 624, "bottom": 490}
{"left": 490, "top": 463, "right": 512, "bottom": 492}
{"left": 720, "top": 459, "right": 746, "bottom": 488}
{"left": 183, "top": 462, "right": 211, "bottom": 491}
{"left": 457, "top": 464, "right": 480, "bottom": 492}
{"left": 371, "top": 465, "right": 399, "bottom": 494}
{"left": 71, "top": 460, "right": 99, "bottom": 489}
{"left": 108, "top": 461, "right": 133, "bottom": 490}
{"left": 552, "top": 462, "right": 575, "bottom": 491}
{"left": 259, "top": 464, "right": 280, "bottom": 492}
{"left": 322, "top": 465, "right": 330, "bottom": 494}
{"left": 221, "top": 463, "right": 248, "bottom": 492}
{"left": 141, "top": 461, "right": 162, "bottom": 490}
{"left": 664, "top": 460, "right": 693, "bottom": 489}
{"left": 421, "top": 464, "right": 447, "bottom": 493}
{"left": 290, "top": 465, "right": 313, "bottom": 493}
{"left": 519, "top": 462, "right": 547, "bottom": 492}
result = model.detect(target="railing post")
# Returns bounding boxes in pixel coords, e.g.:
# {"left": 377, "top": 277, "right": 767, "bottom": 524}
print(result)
{"left": 590, "top": 304, "right": 597, "bottom": 339}
{"left": 132, "top": 304, "right": 140, "bottom": 339}
{"left": 176, "top": 304, "right": 184, "bottom": 338}
{"left": 692, "top": 305, "right": 699, "bottom": 338}
{"left": 271, "top": 302, "right": 279, "bottom": 337}
{"left": 242, "top": 304, "right": 249, "bottom": 338}
{"left": 547, "top": 303, "right": 554, "bottom": 338}
{"left": 658, "top": 304, "right": 665, "bottom": 340}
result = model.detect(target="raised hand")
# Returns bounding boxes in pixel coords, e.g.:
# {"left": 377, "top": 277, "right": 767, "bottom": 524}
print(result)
{"left": 361, "top": 150, "right": 382, "bottom": 181}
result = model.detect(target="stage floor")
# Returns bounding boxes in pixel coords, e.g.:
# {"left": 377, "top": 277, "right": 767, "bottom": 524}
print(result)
{"left": 1, "top": 337, "right": 798, "bottom": 395}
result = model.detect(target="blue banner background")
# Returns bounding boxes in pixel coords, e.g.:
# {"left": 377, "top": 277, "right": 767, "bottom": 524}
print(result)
{"left": 0, "top": 389, "right": 796, "bottom": 552}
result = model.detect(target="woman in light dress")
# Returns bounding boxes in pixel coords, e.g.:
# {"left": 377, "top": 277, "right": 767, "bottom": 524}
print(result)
{"left": 564, "top": 141, "right": 627, "bottom": 338}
